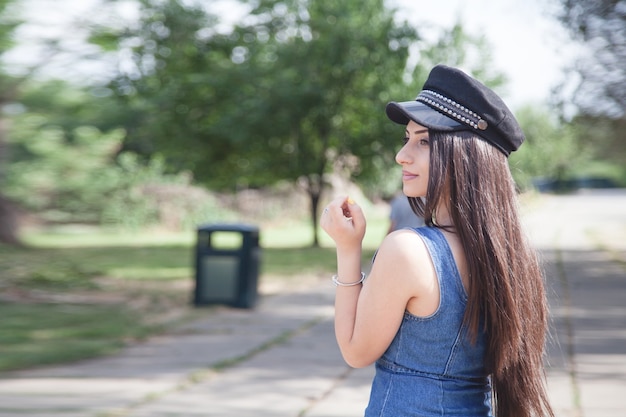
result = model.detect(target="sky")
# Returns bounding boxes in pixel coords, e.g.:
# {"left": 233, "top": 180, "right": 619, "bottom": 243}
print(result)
{"left": 5, "top": 0, "right": 578, "bottom": 111}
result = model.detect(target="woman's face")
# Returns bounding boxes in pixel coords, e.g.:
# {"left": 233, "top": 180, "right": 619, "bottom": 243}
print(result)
{"left": 395, "top": 120, "right": 430, "bottom": 198}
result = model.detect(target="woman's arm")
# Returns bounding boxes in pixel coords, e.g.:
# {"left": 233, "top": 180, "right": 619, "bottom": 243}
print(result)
{"left": 321, "top": 197, "right": 431, "bottom": 368}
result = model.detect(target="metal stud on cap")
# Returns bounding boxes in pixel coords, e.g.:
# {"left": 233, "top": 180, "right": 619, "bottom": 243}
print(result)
{"left": 416, "top": 90, "right": 488, "bottom": 131}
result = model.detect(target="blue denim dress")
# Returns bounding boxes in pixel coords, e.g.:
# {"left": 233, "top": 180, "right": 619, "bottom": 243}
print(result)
{"left": 365, "top": 227, "right": 493, "bottom": 416}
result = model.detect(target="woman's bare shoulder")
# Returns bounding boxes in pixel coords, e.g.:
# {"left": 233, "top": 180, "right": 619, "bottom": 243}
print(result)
{"left": 380, "top": 228, "right": 429, "bottom": 258}
{"left": 374, "top": 229, "right": 435, "bottom": 286}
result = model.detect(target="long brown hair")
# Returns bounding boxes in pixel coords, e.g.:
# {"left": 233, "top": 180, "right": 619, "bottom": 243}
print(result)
{"left": 409, "top": 130, "right": 554, "bottom": 417}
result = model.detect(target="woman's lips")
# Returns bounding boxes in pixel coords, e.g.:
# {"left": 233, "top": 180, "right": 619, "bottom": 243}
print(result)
{"left": 402, "top": 171, "right": 418, "bottom": 181}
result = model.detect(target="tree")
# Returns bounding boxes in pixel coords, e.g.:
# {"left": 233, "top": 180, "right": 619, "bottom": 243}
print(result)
{"left": 553, "top": 0, "right": 626, "bottom": 184}
{"left": 0, "top": 0, "right": 23, "bottom": 245}
{"left": 87, "top": 0, "right": 417, "bottom": 245}
{"left": 229, "top": 0, "right": 417, "bottom": 245}
{"left": 564, "top": 113, "right": 626, "bottom": 185}
{"left": 509, "top": 105, "right": 591, "bottom": 189}
{"left": 556, "top": 0, "right": 625, "bottom": 117}
{"left": 88, "top": 0, "right": 511, "bottom": 246}
{"left": 0, "top": 0, "right": 73, "bottom": 244}
{"left": 88, "top": 0, "right": 242, "bottom": 184}
{"left": 4, "top": 97, "right": 125, "bottom": 224}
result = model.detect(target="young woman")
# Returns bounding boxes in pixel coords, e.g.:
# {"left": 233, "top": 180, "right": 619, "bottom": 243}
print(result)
{"left": 320, "top": 65, "right": 554, "bottom": 417}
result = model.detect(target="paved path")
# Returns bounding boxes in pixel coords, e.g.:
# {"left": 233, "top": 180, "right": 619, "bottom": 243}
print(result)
{"left": 1, "top": 190, "right": 625, "bottom": 416}
{"left": 523, "top": 190, "right": 626, "bottom": 417}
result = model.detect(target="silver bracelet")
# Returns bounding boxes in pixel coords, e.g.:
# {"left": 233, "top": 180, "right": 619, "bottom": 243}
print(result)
{"left": 332, "top": 272, "right": 366, "bottom": 287}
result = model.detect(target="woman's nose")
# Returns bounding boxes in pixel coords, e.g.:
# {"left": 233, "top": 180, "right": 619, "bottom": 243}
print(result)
{"left": 395, "top": 145, "right": 410, "bottom": 165}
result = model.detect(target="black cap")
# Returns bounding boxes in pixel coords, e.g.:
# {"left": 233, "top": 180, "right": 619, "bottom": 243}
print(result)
{"left": 386, "top": 65, "right": 524, "bottom": 156}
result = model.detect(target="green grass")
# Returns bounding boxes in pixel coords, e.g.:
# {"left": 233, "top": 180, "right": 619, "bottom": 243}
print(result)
{"left": 0, "top": 303, "right": 153, "bottom": 372}
{"left": 0, "top": 214, "right": 388, "bottom": 372}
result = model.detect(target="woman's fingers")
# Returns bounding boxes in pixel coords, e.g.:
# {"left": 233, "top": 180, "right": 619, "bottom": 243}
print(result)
{"left": 320, "top": 196, "right": 366, "bottom": 244}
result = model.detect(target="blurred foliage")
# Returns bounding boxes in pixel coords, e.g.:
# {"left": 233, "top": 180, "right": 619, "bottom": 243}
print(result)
{"left": 510, "top": 105, "right": 592, "bottom": 189}
{"left": 567, "top": 114, "right": 626, "bottom": 186}
{"left": 5, "top": 112, "right": 124, "bottom": 222}
{"left": 555, "top": 0, "right": 625, "bottom": 117}
{"left": 100, "top": 153, "right": 233, "bottom": 230}
{"left": 4, "top": 80, "right": 231, "bottom": 229}
{"left": 87, "top": 0, "right": 420, "bottom": 245}
{"left": 511, "top": 105, "right": 626, "bottom": 190}
{"left": 87, "top": 0, "right": 243, "bottom": 185}
{"left": 552, "top": 0, "right": 626, "bottom": 177}
{"left": 0, "top": 0, "right": 19, "bottom": 57}
{"left": 0, "top": 0, "right": 623, "bottom": 243}
{"left": 87, "top": 0, "right": 508, "bottom": 195}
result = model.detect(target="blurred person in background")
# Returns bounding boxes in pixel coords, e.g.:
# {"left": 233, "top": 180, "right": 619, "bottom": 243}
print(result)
{"left": 387, "top": 191, "right": 424, "bottom": 233}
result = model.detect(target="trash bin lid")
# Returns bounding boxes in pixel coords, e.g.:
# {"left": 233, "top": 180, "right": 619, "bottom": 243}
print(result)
{"left": 197, "top": 223, "right": 259, "bottom": 233}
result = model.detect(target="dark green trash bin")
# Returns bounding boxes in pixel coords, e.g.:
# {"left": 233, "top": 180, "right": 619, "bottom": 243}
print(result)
{"left": 193, "top": 224, "right": 260, "bottom": 309}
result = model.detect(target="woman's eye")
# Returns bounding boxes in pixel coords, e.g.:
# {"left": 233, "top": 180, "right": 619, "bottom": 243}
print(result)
{"left": 419, "top": 139, "right": 430, "bottom": 146}
{"left": 402, "top": 137, "right": 409, "bottom": 144}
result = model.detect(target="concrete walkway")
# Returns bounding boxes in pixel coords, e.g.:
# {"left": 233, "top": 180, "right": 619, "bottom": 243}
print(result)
{"left": 523, "top": 190, "right": 626, "bottom": 417}
{"left": 0, "top": 190, "right": 625, "bottom": 416}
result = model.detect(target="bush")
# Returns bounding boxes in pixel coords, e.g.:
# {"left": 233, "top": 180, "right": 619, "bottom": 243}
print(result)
{"left": 102, "top": 155, "right": 233, "bottom": 230}
{"left": 510, "top": 106, "right": 592, "bottom": 190}
{"left": 5, "top": 121, "right": 126, "bottom": 223}
{"left": 5, "top": 117, "right": 233, "bottom": 231}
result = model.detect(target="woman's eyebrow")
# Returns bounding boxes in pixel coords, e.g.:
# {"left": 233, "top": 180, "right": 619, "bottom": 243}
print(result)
{"left": 405, "top": 128, "right": 428, "bottom": 135}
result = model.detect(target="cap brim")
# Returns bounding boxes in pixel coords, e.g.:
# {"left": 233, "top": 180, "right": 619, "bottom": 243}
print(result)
{"left": 386, "top": 101, "right": 463, "bottom": 131}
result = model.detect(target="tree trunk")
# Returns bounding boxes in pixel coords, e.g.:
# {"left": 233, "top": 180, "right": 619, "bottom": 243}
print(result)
{"left": 0, "top": 100, "right": 22, "bottom": 246}
{"left": 310, "top": 188, "right": 321, "bottom": 247}
{"left": 0, "top": 193, "right": 21, "bottom": 246}
{"left": 305, "top": 174, "right": 324, "bottom": 248}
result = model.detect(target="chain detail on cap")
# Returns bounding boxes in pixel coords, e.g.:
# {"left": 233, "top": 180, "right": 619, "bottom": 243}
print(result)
{"left": 416, "top": 90, "right": 488, "bottom": 131}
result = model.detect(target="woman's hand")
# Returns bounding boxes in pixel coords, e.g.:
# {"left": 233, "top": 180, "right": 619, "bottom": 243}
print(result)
{"left": 320, "top": 196, "right": 366, "bottom": 249}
